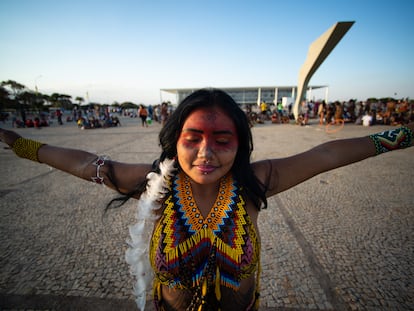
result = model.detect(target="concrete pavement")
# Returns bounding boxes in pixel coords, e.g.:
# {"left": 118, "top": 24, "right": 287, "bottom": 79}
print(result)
{"left": 0, "top": 116, "right": 413, "bottom": 310}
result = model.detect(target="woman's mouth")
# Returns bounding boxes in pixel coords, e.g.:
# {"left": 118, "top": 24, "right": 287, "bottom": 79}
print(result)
{"left": 197, "top": 165, "right": 216, "bottom": 174}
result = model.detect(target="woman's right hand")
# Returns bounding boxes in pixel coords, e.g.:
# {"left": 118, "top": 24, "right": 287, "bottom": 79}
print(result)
{"left": 0, "top": 128, "right": 22, "bottom": 147}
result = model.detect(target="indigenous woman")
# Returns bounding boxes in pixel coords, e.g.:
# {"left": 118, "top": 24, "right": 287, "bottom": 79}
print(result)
{"left": 0, "top": 89, "right": 413, "bottom": 311}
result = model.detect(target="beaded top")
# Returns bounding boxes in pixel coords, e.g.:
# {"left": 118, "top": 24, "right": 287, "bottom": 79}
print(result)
{"left": 150, "top": 171, "right": 260, "bottom": 292}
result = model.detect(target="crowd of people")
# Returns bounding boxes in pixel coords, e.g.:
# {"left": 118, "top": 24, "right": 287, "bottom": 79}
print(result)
{"left": 3, "top": 110, "right": 53, "bottom": 128}
{"left": 73, "top": 106, "right": 121, "bottom": 129}
{"left": 314, "top": 98, "right": 414, "bottom": 126}
{"left": 133, "top": 102, "right": 172, "bottom": 127}
{"left": 244, "top": 98, "right": 414, "bottom": 127}
{"left": 3, "top": 102, "right": 174, "bottom": 130}
{"left": 2, "top": 98, "right": 413, "bottom": 132}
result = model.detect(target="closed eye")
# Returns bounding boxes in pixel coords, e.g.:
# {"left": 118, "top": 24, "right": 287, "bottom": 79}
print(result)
{"left": 185, "top": 136, "right": 201, "bottom": 143}
{"left": 216, "top": 138, "right": 230, "bottom": 144}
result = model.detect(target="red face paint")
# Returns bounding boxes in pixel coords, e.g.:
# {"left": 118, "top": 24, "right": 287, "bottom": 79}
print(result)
{"left": 179, "top": 109, "right": 238, "bottom": 153}
{"left": 176, "top": 107, "right": 239, "bottom": 185}
{"left": 180, "top": 128, "right": 238, "bottom": 152}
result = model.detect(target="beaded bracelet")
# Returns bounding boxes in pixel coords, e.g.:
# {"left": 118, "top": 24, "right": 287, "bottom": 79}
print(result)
{"left": 368, "top": 126, "right": 413, "bottom": 155}
{"left": 91, "top": 155, "right": 110, "bottom": 184}
{"left": 12, "top": 137, "right": 45, "bottom": 162}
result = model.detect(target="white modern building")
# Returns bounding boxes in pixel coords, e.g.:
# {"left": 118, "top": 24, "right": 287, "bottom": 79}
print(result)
{"left": 161, "top": 85, "right": 328, "bottom": 107}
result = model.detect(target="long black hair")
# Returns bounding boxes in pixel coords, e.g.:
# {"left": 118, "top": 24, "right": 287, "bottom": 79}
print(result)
{"left": 107, "top": 88, "right": 267, "bottom": 210}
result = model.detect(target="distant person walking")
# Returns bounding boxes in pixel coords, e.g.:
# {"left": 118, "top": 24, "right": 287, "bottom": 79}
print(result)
{"left": 160, "top": 102, "right": 169, "bottom": 126}
{"left": 138, "top": 104, "right": 148, "bottom": 127}
{"left": 56, "top": 109, "right": 63, "bottom": 125}
{"left": 318, "top": 101, "right": 327, "bottom": 125}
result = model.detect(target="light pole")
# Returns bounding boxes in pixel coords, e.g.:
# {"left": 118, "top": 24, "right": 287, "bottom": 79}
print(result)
{"left": 35, "top": 75, "right": 42, "bottom": 93}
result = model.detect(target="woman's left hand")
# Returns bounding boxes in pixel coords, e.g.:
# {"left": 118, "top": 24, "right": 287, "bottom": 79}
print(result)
{"left": 0, "top": 128, "right": 21, "bottom": 147}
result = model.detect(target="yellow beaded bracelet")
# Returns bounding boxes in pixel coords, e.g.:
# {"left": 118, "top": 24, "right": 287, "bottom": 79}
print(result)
{"left": 12, "top": 137, "right": 45, "bottom": 162}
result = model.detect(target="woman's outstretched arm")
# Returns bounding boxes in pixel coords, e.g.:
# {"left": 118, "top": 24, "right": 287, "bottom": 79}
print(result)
{"left": 0, "top": 128, "right": 152, "bottom": 195}
{"left": 253, "top": 123, "right": 414, "bottom": 197}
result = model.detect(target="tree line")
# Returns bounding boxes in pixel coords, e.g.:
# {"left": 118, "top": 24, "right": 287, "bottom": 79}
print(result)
{"left": 0, "top": 80, "right": 139, "bottom": 115}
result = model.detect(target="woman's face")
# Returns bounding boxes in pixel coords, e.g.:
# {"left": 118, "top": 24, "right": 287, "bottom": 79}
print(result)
{"left": 176, "top": 106, "right": 239, "bottom": 185}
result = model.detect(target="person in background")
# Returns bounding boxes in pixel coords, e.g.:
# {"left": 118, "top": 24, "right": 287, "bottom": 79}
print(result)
{"left": 56, "top": 109, "right": 63, "bottom": 125}
{"left": 160, "top": 102, "right": 169, "bottom": 126}
{"left": 138, "top": 104, "right": 148, "bottom": 128}
{"left": 318, "top": 101, "right": 327, "bottom": 125}
{"left": 362, "top": 112, "right": 373, "bottom": 127}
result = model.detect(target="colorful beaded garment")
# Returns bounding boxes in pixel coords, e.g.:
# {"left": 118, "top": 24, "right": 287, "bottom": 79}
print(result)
{"left": 150, "top": 171, "right": 260, "bottom": 310}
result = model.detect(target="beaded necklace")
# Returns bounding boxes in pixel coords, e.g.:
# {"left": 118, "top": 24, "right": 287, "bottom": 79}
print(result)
{"left": 151, "top": 171, "right": 260, "bottom": 310}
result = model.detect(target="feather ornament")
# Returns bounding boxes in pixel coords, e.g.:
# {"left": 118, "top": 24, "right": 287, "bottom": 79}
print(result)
{"left": 125, "top": 158, "right": 176, "bottom": 310}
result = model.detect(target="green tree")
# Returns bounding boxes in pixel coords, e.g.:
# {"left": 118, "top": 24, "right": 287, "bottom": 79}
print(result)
{"left": 0, "top": 86, "right": 12, "bottom": 111}
{"left": 1, "top": 80, "right": 26, "bottom": 98}
{"left": 2, "top": 80, "right": 28, "bottom": 119}
{"left": 42, "top": 94, "right": 51, "bottom": 106}
{"left": 33, "top": 92, "right": 46, "bottom": 112}
{"left": 75, "top": 96, "right": 84, "bottom": 106}
{"left": 49, "top": 93, "right": 73, "bottom": 110}
{"left": 16, "top": 91, "right": 41, "bottom": 112}
{"left": 120, "top": 101, "right": 138, "bottom": 109}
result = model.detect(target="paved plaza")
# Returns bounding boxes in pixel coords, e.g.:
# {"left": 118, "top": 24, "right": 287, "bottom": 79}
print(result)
{"left": 0, "top": 116, "right": 413, "bottom": 310}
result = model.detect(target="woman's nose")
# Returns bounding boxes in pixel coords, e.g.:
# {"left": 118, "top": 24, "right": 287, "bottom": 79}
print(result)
{"left": 197, "top": 140, "right": 213, "bottom": 159}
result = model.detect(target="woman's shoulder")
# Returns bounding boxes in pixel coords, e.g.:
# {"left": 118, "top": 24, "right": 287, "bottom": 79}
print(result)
{"left": 251, "top": 160, "right": 273, "bottom": 183}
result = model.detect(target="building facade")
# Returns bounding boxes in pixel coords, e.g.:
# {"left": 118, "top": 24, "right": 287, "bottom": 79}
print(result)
{"left": 161, "top": 85, "right": 327, "bottom": 106}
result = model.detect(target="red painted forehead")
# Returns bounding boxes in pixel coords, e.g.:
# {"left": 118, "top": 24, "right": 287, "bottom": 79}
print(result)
{"left": 182, "top": 107, "right": 237, "bottom": 134}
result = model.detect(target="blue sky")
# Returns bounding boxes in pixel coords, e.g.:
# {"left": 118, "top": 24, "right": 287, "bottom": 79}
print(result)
{"left": 1, "top": 0, "right": 413, "bottom": 105}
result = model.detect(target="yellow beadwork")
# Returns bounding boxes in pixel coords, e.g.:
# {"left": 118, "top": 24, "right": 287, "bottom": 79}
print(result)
{"left": 215, "top": 266, "right": 221, "bottom": 301}
{"left": 12, "top": 137, "right": 44, "bottom": 162}
{"left": 150, "top": 171, "right": 261, "bottom": 309}
{"left": 177, "top": 174, "right": 237, "bottom": 231}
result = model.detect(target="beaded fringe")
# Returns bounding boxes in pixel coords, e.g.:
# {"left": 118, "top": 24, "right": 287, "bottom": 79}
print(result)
{"left": 165, "top": 228, "right": 243, "bottom": 290}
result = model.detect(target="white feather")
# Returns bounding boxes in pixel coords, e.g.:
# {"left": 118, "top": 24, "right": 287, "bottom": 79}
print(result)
{"left": 126, "top": 158, "right": 176, "bottom": 311}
